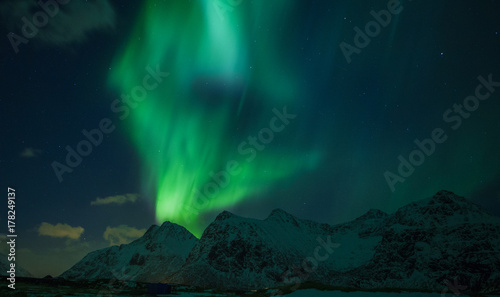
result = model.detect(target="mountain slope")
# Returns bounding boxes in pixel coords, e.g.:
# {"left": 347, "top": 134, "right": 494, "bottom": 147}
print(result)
{"left": 60, "top": 221, "right": 197, "bottom": 283}
{"left": 169, "top": 208, "right": 385, "bottom": 289}
{"left": 60, "top": 190, "right": 500, "bottom": 293}
{"left": 171, "top": 190, "right": 500, "bottom": 293}
{"left": 339, "top": 190, "right": 500, "bottom": 292}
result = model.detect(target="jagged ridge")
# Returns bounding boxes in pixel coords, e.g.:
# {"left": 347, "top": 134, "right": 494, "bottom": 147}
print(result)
{"left": 61, "top": 191, "right": 500, "bottom": 293}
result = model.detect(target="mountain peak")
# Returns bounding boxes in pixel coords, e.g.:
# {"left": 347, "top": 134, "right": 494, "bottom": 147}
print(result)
{"left": 357, "top": 208, "right": 388, "bottom": 221}
{"left": 431, "top": 190, "right": 466, "bottom": 204}
{"left": 158, "top": 221, "right": 196, "bottom": 239}
{"left": 159, "top": 220, "right": 179, "bottom": 229}
{"left": 214, "top": 210, "right": 237, "bottom": 221}
{"left": 265, "top": 208, "right": 301, "bottom": 228}
{"left": 389, "top": 190, "right": 492, "bottom": 228}
{"left": 270, "top": 207, "right": 287, "bottom": 214}
{"left": 141, "top": 221, "right": 193, "bottom": 243}
{"left": 60, "top": 221, "right": 198, "bottom": 283}
{"left": 267, "top": 208, "right": 293, "bottom": 219}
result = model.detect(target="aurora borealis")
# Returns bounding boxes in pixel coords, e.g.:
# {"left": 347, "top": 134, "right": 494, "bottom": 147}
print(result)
{"left": 107, "top": 0, "right": 321, "bottom": 236}
{"left": 1, "top": 0, "right": 499, "bottom": 278}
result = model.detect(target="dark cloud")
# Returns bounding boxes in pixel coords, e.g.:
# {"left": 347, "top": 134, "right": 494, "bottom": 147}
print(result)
{"left": 1, "top": 0, "right": 115, "bottom": 47}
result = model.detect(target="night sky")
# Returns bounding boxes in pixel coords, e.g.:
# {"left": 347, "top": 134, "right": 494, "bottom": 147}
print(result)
{"left": 1, "top": 0, "right": 499, "bottom": 278}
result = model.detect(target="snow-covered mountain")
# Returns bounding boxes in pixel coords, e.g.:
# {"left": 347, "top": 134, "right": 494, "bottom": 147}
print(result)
{"left": 169, "top": 207, "right": 383, "bottom": 289}
{"left": 339, "top": 190, "right": 500, "bottom": 292}
{"left": 171, "top": 190, "right": 500, "bottom": 292}
{"left": 60, "top": 221, "right": 197, "bottom": 283}
{"left": 61, "top": 190, "right": 500, "bottom": 293}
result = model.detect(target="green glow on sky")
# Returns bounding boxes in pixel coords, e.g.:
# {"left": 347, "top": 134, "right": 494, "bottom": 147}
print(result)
{"left": 108, "top": 0, "right": 319, "bottom": 236}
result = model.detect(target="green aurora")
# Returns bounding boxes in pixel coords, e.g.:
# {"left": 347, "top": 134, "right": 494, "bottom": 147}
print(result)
{"left": 108, "top": 0, "right": 320, "bottom": 236}
{"left": 106, "top": 1, "right": 500, "bottom": 237}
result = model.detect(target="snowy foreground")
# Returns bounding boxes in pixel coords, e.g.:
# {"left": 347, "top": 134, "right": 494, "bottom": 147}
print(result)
{"left": 139, "top": 290, "right": 496, "bottom": 297}
{"left": 18, "top": 289, "right": 497, "bottom": 297}
{"left": 174, "top": 290, "right": 499, "bottom": 297}
{"left": 283, "top": 289, "right": 490, "bottom": 297}
{"left": 173, "top": 291, "right": 444, "bottom": 297}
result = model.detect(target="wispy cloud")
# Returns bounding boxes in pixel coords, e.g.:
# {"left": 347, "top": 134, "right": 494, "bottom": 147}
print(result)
{"left": 103, "top": 225, "right": 146, "bottom": 246}
{"left": 90, "top": 193, "right": 140, "bottom": 206}
{"left": 0, "top": 0, "right": 115, "bottom": 47}
{"left": 20, "top": 147, "right": 42, "bottom": 158}
{"left": 38, "top": 222, "right": 84, "bottom": 239}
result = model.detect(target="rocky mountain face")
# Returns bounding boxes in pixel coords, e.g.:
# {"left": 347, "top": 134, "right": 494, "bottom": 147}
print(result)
{"left": 61, "top": 190, "right": 500, "bottom": 293}
{"left": 60, "top": 221, "right": 197, "bottom": 283}
{"left": 338, "top": 190, "right": 500, "bottom": 293}
{"left": 169, "top": 207, "right": 384, "bottom": 289}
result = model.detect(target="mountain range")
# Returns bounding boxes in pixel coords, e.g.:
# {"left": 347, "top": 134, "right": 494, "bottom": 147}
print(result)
{"left": 60, "top": 190, "right": 500, "bottom": 294}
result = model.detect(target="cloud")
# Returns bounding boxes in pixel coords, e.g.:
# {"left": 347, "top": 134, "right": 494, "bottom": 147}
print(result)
{"left": 90, "top": 193, "right": 140, "bottom": 206}
{"left": 103, "top": 225, "right": 146, "bottom": 246}
{"left": 0, "top": 0, "right": 115, "bottom": 47}
{"left": 20, "top": 147, "right": 42, "bottom": 158}
{"left": 38, "top": 222, "right": 84, "bottom": 239}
